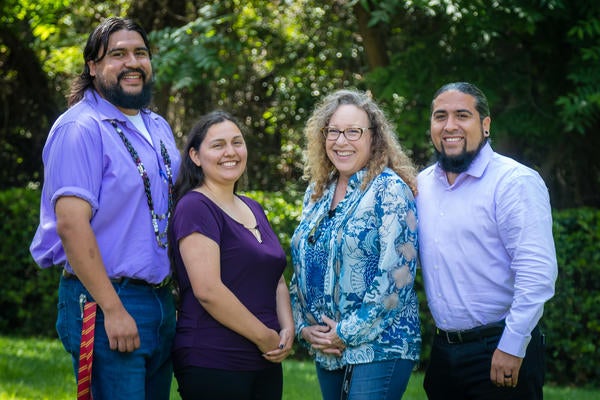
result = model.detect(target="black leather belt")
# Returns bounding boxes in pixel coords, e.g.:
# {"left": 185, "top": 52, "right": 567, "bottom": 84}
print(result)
{"left": 436, "top": 321, "right": 505, "bottom": 344}
{"left": 62, "top": 269, "right": 172, "bottom": 289}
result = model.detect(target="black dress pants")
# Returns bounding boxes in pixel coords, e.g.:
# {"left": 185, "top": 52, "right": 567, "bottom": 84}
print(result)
{"left": 423, "top": 326, "right": 545, "bottom": 400}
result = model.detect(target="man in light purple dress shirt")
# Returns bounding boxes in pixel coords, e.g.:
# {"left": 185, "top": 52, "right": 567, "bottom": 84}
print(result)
{"left": 29, "top": 17, "right": 180, "bottom": 399}
{"left": 417, "top": 82, "right": 557, "bottom": 399}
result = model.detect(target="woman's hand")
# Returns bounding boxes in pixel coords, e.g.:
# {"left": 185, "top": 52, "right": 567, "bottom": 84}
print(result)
{"left": 263, "top": 327, "right": 294, "bottom": 363}
{"left": 301, "top": 317, "right": 346, "bottom": 356}
{"left": 321, "top": 315, "right": 346, "bottom": 351}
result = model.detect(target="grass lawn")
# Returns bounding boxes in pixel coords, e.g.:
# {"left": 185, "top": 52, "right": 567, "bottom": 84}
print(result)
{"left": 0, "top": 335, "right": 597, "bottom": 399}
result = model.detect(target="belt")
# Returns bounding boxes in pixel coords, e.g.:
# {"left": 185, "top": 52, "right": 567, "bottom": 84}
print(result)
{"left": 436, "top": 321, "right": 505, "bottom": 344}
{"left": 62, "top": 269, "right": 172, "bottom": 289}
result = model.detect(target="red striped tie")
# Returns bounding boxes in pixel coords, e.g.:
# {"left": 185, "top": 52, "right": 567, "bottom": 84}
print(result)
{"left": 77, "top": 301, "right": 97, "bottom": 400}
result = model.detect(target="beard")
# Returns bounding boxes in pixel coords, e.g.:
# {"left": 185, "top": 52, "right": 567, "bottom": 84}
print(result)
{"left": 435, "top": 136, "right": 488, "bottom": 174}
{"left": 95, "top": 69, "right": 153, "bottom": 110}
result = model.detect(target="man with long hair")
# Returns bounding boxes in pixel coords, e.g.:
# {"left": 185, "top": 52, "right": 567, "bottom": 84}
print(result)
{"left": 30, "top": 17, "right": 180, "bottom": 399}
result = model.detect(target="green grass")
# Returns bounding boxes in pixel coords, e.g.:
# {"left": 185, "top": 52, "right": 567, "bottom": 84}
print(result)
{"left": 0, "top": 335, "right": 597, "bottom": 399}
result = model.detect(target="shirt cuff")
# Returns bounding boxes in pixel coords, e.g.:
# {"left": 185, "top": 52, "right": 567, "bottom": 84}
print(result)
{"left": 336, "top": 320, "right": 352, "bottom": 346}
{"left": 295, "top": 321, "right": 308, "bottom": 342}
{"left": 497, "top": 327, "right": 532, "bottom": 358}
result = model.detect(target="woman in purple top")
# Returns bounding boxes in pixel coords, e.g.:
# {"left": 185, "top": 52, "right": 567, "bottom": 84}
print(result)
{"left": 169, "top": 110, "right": 294, "bottom": 400}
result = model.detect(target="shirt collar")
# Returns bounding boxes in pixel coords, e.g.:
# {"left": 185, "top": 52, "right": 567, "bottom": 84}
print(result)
{"left": 466, "top": 141, "right": 493, "bottom": 178}
{"left": 348, "top": 169, "right": 366, "bottom": 190}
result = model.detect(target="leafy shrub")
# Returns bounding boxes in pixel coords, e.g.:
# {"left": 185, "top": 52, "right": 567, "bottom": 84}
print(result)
{"left": 0, "top": 187, "right": 60, "bottom": 337}
{"left": 544, "top": 207, "right": 600, "bottom": 387}
{"left": 243, "top": 189, "right": 303, "bottom": 282}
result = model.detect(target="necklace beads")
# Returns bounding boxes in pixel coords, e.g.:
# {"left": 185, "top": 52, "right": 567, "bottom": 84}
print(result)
{"left": 111, "top": 120, "right": 173, "bottom": 248}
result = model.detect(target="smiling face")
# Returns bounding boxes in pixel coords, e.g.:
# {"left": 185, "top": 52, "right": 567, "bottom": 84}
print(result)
{"left": 88, "top": 29, "right": 153, "bottom": 115}
{"left": 325, "top": 104, "right": 373, "bottom": 181}
{"left": 430, "top": 89, "right": 491, "bottom": 174}
{"left": 430, "top": 90, "right": 490, "bottom": 156}
{"left": 189, "top": 120, "right": 247, "bottom": 187}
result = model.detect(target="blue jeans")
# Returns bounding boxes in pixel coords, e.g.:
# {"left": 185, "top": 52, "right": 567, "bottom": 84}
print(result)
{"left": 316, "top": 358, "right": 415, "bottom": 400}
{"left": 56, "top": 275, "right": 176, "bottom": 400}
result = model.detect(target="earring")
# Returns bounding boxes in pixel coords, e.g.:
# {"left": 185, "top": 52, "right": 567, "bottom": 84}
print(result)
{"left": 484, "top": 130, "right": 490, "bottom": 136}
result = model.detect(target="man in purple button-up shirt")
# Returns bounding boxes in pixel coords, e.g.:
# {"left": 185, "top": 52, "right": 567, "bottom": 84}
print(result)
{"left": 417, "top": 82, "right": 557, "bottom": 400}
{"left": 30, "top": 17, "right": 180, "bottom": 399}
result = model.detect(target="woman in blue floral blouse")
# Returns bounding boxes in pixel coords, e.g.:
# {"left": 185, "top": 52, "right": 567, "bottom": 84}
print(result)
{"left": 290, "top": 89, "right": 421, "bottom": 400}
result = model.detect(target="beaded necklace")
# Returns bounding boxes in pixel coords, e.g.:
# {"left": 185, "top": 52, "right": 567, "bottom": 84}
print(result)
{"left": 110, "top": 120, "right": 173, "bottom": 248}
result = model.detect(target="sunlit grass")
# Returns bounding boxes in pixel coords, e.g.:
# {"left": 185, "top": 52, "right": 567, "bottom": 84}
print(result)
{"left": 0, "top": 335, "right": 597, "bottom": 399}
{"left": 0, "top": 336, "right": 73, "bottom": 400}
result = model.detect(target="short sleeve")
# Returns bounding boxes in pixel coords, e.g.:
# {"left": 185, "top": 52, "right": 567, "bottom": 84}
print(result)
{"left": 171, "top": 192, "right": 223, "bottom": 245}
{"left": 44, "top": 120, "right": 104, "bottom": 214}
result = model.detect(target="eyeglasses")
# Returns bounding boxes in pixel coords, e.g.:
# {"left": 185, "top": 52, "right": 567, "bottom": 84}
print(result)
{"left": 321, "top": 127, "right": 372, "bottom": 141}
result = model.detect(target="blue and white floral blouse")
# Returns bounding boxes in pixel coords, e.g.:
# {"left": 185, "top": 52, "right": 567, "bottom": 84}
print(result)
{"left": 290, "top": 168, "right": 421, "bottom": 370}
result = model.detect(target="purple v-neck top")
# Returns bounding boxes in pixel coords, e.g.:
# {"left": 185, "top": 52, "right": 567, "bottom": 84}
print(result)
{"left": 170, "top": 191, "right": 287, "bottom": 371}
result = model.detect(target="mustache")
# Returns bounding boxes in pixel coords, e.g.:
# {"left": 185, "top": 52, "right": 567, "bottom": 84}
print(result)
{"left": 117, "top": 68, "right": 146, "bottom": 82}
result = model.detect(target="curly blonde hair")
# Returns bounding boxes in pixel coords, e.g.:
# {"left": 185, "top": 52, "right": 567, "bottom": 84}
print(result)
{"left": 303, "top": 89, "right": 417, "bottom": 200}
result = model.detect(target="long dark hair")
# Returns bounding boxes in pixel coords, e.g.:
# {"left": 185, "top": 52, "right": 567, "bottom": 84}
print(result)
{"left": 67, "top": 17, "right": 151, "bottom": 107}
{"left": 169, "top": 110, "right": 243, "bottom": 301}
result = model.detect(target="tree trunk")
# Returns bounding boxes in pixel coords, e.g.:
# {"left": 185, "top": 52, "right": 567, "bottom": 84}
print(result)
{"left": 353, "top": 2, "right": 389, "bottom": 69}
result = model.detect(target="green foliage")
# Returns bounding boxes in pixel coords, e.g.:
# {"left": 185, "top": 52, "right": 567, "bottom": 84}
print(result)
{"left": 544, "top": 207, "right": 600, "bottom": 387}
{"left": 558, "top": 13, "right": 600, "bottom": 134}
{"left": 361, "top": 1, "right": 600, "bottom": 207}
{"left": 149, "top": 4, "right": 239, "bottom": 92}
{"left": 4, "top": 0, "right": 600, "bottom": 207}
{"left": 0, "top": 187, "right": 60, "bottom": 337}
{"left": 242, "top": 189, "right": 303, "bottom": 280}
{"left": 149, "top": 0, "right": 365, "bottom": 191}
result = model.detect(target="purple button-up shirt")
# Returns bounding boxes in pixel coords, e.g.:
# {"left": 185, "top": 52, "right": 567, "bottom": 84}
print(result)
{"left": 30, "top": 89, "right": 180, "bottom": 284}
{"left": 417, "top": 142, "right": 557, "bottom": 357}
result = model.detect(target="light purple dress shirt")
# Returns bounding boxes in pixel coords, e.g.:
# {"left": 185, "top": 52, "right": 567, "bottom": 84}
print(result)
{"left": 417, "top": 142, "right": 557, "bottom": 357}
{"left": 30, "top": 89, "right": 180, "bottom": 284}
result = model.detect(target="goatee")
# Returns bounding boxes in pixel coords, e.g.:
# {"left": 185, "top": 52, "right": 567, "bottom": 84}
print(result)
{"left": 97, "top": 69, "right": 153, "bottom": 110}
{"left": 436, "top": 137, "right": 488, "bottom": 173}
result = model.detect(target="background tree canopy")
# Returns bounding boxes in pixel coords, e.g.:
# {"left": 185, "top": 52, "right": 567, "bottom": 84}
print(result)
{"left": 1, "top": 0, "right": 599, "bottom": 208}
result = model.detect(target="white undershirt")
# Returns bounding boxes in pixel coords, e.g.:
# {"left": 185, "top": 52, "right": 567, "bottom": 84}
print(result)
{"left": 125, "top": 112, "right": 154, "bottom": 146}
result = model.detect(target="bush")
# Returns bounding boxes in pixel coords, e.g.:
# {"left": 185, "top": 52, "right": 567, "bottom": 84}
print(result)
{"left": 544, "top": 207, "right": 600, "bottom": 387}
{"left": 243, "top": 189, "right": 303, "bottom": 281}
{"left": 2, "top": 187, "right": 599, "bottom": 387}
{"left": 0, "top": 186, "right": 60, "bottom": 337}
